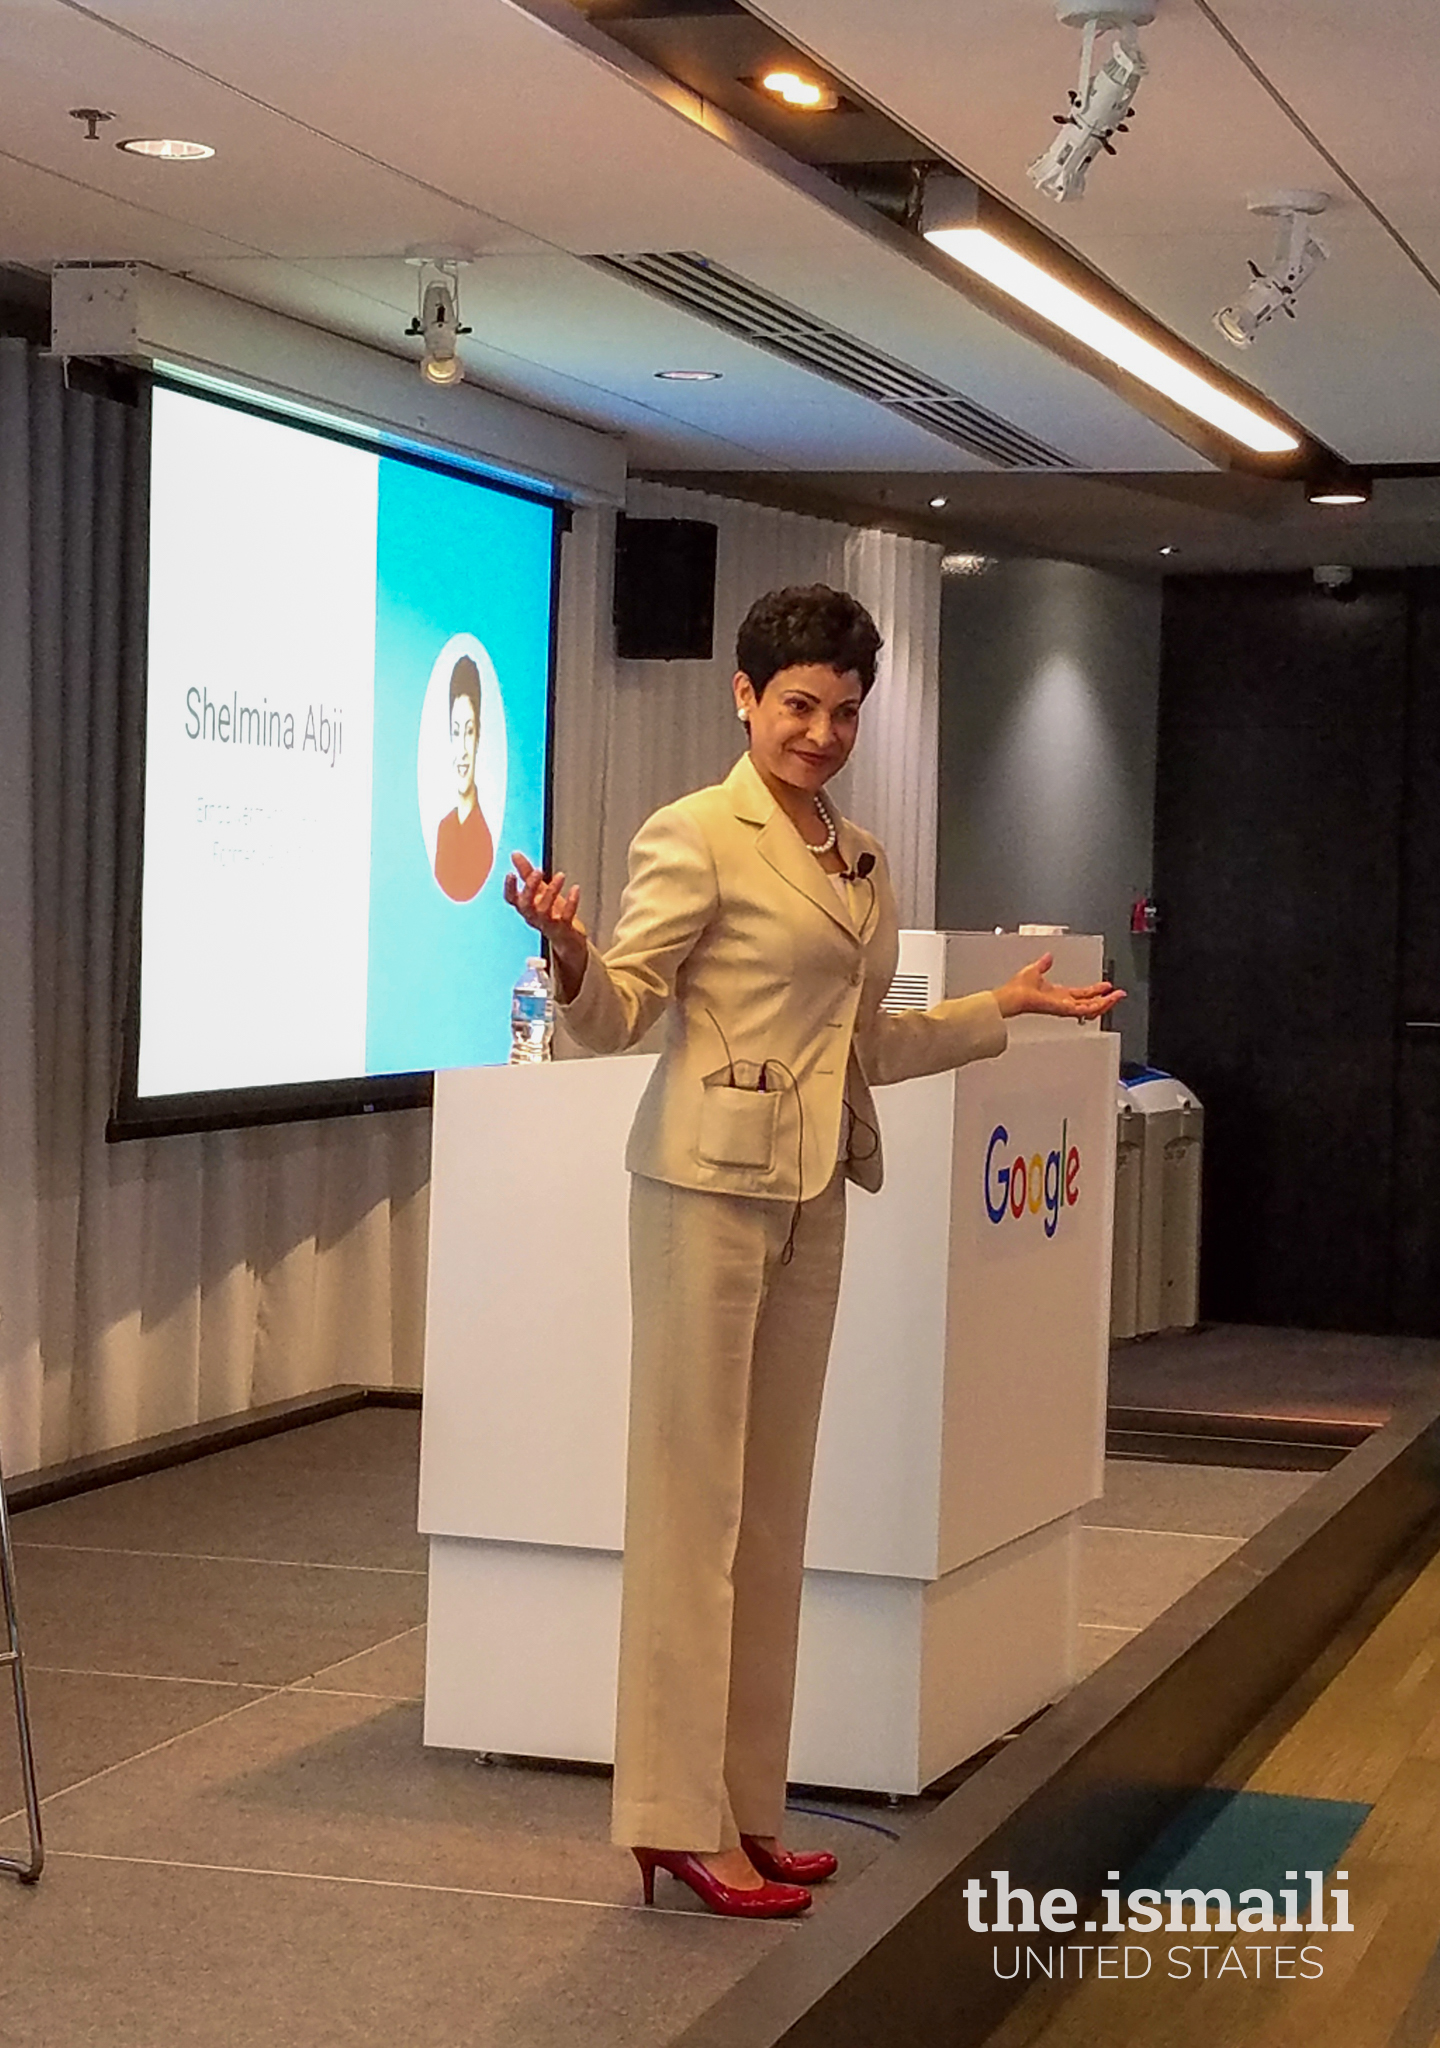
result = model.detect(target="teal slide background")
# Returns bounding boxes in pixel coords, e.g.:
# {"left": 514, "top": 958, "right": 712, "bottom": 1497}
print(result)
{"left": 366, "top": 461, "right": 554, "bottom": 1075}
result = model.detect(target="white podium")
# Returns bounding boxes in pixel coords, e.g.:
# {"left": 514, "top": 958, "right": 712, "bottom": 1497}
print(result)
{"left": 420, "top": 938, "right": 1119, "bottom": 1794}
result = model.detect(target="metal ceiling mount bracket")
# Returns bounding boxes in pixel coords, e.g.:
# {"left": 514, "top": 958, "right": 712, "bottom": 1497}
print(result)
{"left": 1248, "top": 189, "right": 1329, "bottom": 219}
{"left": 1055, "top": 1, "right": 1156, "bottom": 26}
{"left": 403, "top": 245, "right": 477, "bottom": 266}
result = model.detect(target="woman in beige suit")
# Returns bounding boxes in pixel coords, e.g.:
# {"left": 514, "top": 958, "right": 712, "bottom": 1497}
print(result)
{"left": 507, "top": 586, "right": 1121, "bottom": 1919}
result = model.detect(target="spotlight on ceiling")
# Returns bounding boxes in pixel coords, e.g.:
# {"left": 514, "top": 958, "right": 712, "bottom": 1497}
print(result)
{"left": 1028, "top": 0, "right": 1154, "bottom": 204}
{"left": 405, "top": 260, "right": 471, "bottom": 387}
{"left": 1306, "top": 467, "right": 1371, "bottom": 508}
{"left": 761, "top": 69, "right": 839, "bottom": 111}
{"left": 929, "top": 495, "right": 949, "bottom": 509}
{"left": 920, "top": 173, "right": 1300, "bottom": 456}
{"left": 117, "top": 136, "right": 215, "bottom": 160}
{"left": 1215, "top": 193, "right": 1329, "bottom": 349}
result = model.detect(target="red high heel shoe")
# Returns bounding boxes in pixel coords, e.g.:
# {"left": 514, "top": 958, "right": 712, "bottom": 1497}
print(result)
{"left": 632, "top": 1847, "right": 812, "bottom": 1918}
{"left": 740, "top": 1834, "right": 839, "bottom": 1885}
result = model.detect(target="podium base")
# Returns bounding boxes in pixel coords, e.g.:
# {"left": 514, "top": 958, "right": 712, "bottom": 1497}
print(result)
{"left": 423, "top": 1513, "right": 1078, "bottom": 1797}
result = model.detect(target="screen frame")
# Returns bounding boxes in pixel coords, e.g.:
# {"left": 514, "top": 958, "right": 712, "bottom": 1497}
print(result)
{"left": 109, "top": 374, "right": 565, "bottom": 1143}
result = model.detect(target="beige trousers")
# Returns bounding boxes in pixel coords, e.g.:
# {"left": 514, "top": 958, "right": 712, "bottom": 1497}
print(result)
{"left": 611, "top": 1169, "right": 848, "bottom": 1852}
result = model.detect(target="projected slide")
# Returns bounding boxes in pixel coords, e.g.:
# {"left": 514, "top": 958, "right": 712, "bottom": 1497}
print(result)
{"left": 136, "top": 386, "right": 555, "bottom": 1101}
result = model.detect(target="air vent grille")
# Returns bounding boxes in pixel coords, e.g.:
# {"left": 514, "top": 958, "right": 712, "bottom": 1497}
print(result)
{"left": 882, "top": 972, "right": 934, "bottom": 1013}
{"left": 593, "top": 251, "right": 1072, "bottom": 470}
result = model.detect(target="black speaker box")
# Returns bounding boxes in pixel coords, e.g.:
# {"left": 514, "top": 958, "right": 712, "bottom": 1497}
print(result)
{"left": 613, "top": 515, "right": 718, "bottom": 661}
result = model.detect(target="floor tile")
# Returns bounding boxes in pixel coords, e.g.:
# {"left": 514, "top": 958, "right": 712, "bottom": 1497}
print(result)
{"left": 1110, "top": 1324, "right": 1440, "bottom": 1429}
{"left": 300, "top": 1626, "right": 427, "bottom": 1700}
{"left": 1084, "top": 1460, "right": 1318, "bottom": 1540}
{"left": 4, "top": 1397, "right": 1335, "bottom": 2048}
{"left": 784, "top": 1787, "right": 935, "bottom": 1858}
{"left": 0, "top": 1853, "right": 781, "bottom": 2048}
{"left": 0, "top": 1666, "right": 266, "bottom": 1821}
{"left": 16, "top": 1424, "right": 425, "bottom": 1572}
{"left": 9, "top": 1545, "right": 426, "bottom": 1687}
{"left": 38, "top": 1685, "right": 899, "bottom": 1912}
{"left": 1079, "top": 1526, "right": 1239, "bottom": 1632}
{"left": 221, "top": 1406, "right": 423, "bottom": 1475}
{"left": 1075, "top": 1624, "right": 1137, "bottom": 1680}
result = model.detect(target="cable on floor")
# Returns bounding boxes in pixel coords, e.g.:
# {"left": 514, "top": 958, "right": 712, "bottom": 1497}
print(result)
{"left": 784, "top": 1801, "right": 902, "bottom": 1841}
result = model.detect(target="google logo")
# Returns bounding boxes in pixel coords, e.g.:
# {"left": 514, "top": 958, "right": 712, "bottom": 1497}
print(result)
{"left": 984, "top": 1122, "right": 1081, "bottom": 1240}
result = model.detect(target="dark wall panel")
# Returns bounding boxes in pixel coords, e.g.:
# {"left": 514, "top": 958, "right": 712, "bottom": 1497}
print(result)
{"left": 1152, "top": 574, "right": 1408, "bottom": 1330}
{"left": 1393, "top": 570, "right": 1440, "bottom": 1334}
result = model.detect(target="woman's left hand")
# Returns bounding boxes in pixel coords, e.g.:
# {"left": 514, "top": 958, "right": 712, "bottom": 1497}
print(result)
{"left": 994, "top": 952, "right": 1126, "bottom": 1023}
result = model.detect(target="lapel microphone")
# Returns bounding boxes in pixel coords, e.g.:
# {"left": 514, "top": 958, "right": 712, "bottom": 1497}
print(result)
{"left": 841, "top": 851, "right": 876, "bottom": 883}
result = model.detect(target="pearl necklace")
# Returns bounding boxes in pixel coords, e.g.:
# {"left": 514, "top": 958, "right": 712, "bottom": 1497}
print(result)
{"left": 805, "top": 793, "right": 838, "bottom": 859}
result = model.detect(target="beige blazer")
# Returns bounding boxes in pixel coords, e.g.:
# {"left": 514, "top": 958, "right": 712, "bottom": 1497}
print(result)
{"left": 560, "top": 752, "right": 1007, "bottom": 1203}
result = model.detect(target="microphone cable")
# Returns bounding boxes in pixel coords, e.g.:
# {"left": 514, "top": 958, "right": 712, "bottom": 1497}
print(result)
{"left": 758, "top": 1057, "right": 805, "bottom": 1264}
{"left": 707, "top": 1011, "right": 804, "bottom": 1258}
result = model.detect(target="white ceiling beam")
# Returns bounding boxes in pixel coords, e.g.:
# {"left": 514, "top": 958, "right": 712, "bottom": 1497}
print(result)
{"left": 49, "top": 262, "right": 626, "bottom": 503}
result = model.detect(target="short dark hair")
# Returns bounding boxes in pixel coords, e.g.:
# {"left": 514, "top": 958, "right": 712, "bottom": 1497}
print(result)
{"left": 449, "top": 655, "right": 481, "bottom": 722}
{"left": 735, "top": 585, "right": 883, "bottom": 698}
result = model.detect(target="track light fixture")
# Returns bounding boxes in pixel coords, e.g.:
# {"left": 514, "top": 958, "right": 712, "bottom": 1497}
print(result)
{"left": 1215, "top": 193, "right": 1329, "bottom": 349}
{"left": 1028, "top": 0, "right": 1155, "bottom": 204}
{"left": 405, "top": 260, "right": 472, "bottom": 387}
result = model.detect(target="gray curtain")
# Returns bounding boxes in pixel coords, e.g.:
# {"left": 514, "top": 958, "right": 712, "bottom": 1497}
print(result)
{"left": 551, "top": 483, "right": 943, "bottom": 957}
{"left": 0, "top": 340, "right": 429, "bottom": 1478}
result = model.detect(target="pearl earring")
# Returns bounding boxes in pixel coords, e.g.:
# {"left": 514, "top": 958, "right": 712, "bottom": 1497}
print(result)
{"left": 737, "top": 708, "right": 748, "bottom": 723}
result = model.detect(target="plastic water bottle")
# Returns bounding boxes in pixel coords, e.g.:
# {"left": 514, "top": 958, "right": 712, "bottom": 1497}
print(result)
{"left": 509, "top": 957, "right": 554, "bottom": 1064}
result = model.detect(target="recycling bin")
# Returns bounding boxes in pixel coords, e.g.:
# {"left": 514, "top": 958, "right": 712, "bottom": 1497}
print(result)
{"left": 1112, "top": 1070, "right": 1204, "bottom": 1337}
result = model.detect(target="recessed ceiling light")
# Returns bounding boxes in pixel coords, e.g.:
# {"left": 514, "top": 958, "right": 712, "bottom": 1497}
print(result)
{"left": 654, "top": 369, "right": 722, "bottom": 381}
{"left": 760, "top": 70, "right": 838, "bottom": 111}
{"left": 1159, "top": 545, "right": 1178, "bottom": 556}
{"left": 118, "top": 137, "right": 215, "bottom": 160}
{"left": 1306, "top": 471, "right": 1371, "bottom": 506}
{"left": 929, "top": 495, "right": 949, "bottom": 509}
{"left": 920, "top": 176, "right": 1299, "bottom": 458}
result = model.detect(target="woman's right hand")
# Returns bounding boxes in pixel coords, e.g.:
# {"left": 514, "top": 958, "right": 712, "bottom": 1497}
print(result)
{"left": 504, "top": 853, "right": 588, "bottom": 1003}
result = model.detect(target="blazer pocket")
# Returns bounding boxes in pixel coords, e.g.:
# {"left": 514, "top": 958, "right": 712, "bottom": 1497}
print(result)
{"left": 697, "top": 1072, "right": 779, "bottom": 1172}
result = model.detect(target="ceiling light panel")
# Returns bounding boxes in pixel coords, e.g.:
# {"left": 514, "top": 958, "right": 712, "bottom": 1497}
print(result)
{"left": 173, "top": 249, "right": 1053, "bottom": 474}
{"left": 14, "top": 0, "right": 1241, "bottom": 471}
{"left": 555, "top": 0, "right": 1304, "bottom": 465}
{"left": 28, "top": 0, "right": 1203, "bottom": 466}
{"left": 0, "top": 0, "right": 533, "bottom": 265}
{"left": 754, "top": 0, "right": 1440, "bottom": 463}
{"left": 1191, "top": 0, "right": 1438, "bottom": 241}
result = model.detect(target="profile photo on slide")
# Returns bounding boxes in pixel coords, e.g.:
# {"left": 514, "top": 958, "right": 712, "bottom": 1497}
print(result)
{"left": 417, "top": 633, "right": 508, "bottom": 904}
